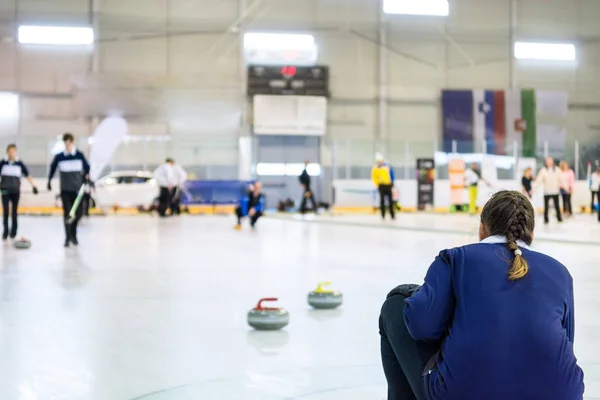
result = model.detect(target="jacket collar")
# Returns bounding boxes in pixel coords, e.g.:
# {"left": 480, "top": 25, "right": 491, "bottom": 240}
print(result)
{"left": 4, "top": 157, "right": 19, "bottom": 162}
{"left": 480, "top": 235, "right": 532, "bottom": 249}
{"left": 64, "top": 147, "right": 77, "bottom": 156}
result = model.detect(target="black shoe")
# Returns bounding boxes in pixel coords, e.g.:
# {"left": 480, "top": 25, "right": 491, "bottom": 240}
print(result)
{"left": 71, "top": 237, "right": 79, "bottom": 246}
{"left": 64, "top": 239, "right": 70, "bottom": 248}
{"left": 2, "top": 232, "right": 7, "bottom": 241}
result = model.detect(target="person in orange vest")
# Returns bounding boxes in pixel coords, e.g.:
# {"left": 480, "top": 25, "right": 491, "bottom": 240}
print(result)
{"left": 371, "top": 153, "right": 396, "bottom": 220}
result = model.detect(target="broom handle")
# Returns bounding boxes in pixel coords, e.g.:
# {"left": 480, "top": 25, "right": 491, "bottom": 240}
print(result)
{"left": 68, "top": 184, "right": 87, "bottom": 221}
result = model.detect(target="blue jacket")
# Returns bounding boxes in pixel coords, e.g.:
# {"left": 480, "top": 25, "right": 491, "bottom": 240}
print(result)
{"left": 240, "top": 192, "right": 264, "bottom": 216}
{"left": 405, "top": 236, "right": 584, "bottom": 400}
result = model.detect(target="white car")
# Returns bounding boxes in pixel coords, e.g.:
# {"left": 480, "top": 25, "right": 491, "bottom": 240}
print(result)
{"left": 93, "top": 171, "right": 158, "bottom": 209}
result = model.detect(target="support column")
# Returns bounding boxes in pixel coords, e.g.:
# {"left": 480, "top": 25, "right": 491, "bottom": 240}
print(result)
{"left": 509, "top": 0, "right": 517, "bottom": 89}
{"left": 238, "top": 0, "right": 252, "bottom": 178}
{"left": 377, "top": 0, "right": 388, "bottom": 155}
{"left": 89, "top": 0, "right": 101, "bottom": 138}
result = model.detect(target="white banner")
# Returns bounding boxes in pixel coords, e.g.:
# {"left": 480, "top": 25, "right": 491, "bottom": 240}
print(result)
{"left": 253, "top": 95, "right": 327, "bottom": 136}
{"left": 89, "top": 117, "right": 128, "bottom": 181}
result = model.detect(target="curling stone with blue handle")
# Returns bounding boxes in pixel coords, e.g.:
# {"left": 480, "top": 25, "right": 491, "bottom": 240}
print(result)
{"left": 247, "top": 298, "right": 289, "bottom": 331}
{"left": 13, "top": 237, "right": 31, "bottom": 250}
{"left": 307, "top": 282, "right": 343, "bottom": 310}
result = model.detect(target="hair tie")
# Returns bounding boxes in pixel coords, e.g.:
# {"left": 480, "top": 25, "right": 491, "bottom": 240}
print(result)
{"left": 514, "top": 249, "right": 522, "bottom": 257}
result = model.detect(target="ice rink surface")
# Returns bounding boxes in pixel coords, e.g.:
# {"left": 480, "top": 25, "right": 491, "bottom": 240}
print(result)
{"left": 1, "top": 213, "right": 599, "bottom": 400}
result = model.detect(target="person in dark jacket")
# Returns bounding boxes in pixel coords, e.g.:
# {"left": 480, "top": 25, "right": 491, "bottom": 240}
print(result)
{"left": 379, "top": 190, "right": 584, "bottom": 400}
{"left": 299, "top": 160, "right": 317, "bottom": 214}
{"left": 1, "top": 144, "right": 39, "bottom": 240}
{"left": 47, "top": 133, "right": 91, "bottom": 247}
{"left": 234, "top": 181, "right": 265, "bottom": 230}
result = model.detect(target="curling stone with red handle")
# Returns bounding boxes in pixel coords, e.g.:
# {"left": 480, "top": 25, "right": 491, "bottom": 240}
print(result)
{"left": 307, "top": 282, "right": 343, "bottom": 310}
{"left": 247, "top": 298, "right": 290, "bottom": 331}
{"left": 13, "top": 237, "right": 31, "bottom": 250}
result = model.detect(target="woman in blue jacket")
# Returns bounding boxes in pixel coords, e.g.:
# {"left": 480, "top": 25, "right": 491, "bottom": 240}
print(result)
{"left": 379, "top": 190, "right": 584, "bottom": 400}
{"left": 234, "top": 181, "right": 264, "bottom": 230}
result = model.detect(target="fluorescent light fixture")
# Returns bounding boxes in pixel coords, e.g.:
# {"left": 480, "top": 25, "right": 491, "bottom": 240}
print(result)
{"left": 514, "top": 42, "right": 576, "bottom": 61}
{"left": 384, "top": 0, "right": 449, "bottom": 16}
{"left": 0, "top": 92, "right": 19, "bottom": 119}
{"left": 18, "top": 25, "right": 94, "bottom": 45}
{"left": 243, "top": 32, "right": 318, "bottom": 66}
{"left": 256, "top": 163, "right": 321, "bottom": 176}
{"left": 244, "top": 33, "right": 315, "bottom": 51}
{"left": 285, "top": 163, "right": 321, "bottom": 176}
{"left": 256, "top": 163, "right": 285, "bottom": 176}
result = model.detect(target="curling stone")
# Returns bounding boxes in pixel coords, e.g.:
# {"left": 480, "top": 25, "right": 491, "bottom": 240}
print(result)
{"left": 13, "top": 238, "right": 31, "bottom": 250}
{"left": 307, "top": 282, "right": 343, "bottom": 310}
{"left": 247, "top": 298, "right": 289, "bottom": 331}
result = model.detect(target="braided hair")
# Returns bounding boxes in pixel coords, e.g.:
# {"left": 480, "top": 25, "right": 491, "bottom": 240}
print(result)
{"left": 480, "top": 190, "right": 535, "bottom": 280}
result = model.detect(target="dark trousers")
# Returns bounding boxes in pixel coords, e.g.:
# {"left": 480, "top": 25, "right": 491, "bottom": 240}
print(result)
{"left": 235, "top": 206, "right": 262, "bottom": 227}
{"left": 170, "top": 187, "right": 181, "bottom": 215}
{"left": 2, "top": 192, "right": 20, "bottom": 238}
{"left": 544, "top": 194, "right": 562, "bottom": 223}
{"left": 158, "top": 187, "right": 172, "bottom": 217}
{"left": 300, "top": 185, "right": 317, "bottom": 213}
{"left": 61, "top": 191, "right": 83, "bottom": 240}
{"left": 379, "top": 184, "right": 395, "bottom": 219}
{"left": 592, "top": 191, "right": 599, "bottom": 214}
{"left": 380, "top": 290, "right": 440, "bottom": 400}
{"left": 82, "top": 192, "right": 91, "bottom": 216}
{"left": 561, "top": 192, "right": 572, "bottom": 215}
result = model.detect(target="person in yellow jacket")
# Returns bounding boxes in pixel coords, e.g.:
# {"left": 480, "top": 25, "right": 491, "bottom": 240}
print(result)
{"left": 372, "top": 153, "right": 396, "bottom": 220}
{"left": 464, "top": 162, "right": 490, "bottom": 215}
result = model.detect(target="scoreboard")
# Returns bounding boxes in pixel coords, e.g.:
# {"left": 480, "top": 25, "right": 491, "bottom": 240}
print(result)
{"left": 247, "top": 65, "right": 329, "bottom": 97}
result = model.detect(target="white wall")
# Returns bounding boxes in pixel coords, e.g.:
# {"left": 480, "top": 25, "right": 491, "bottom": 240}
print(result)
{"left": 1, "top": 0, "right": 600, "bottom": 172}
{"left": 333, "top": 179, "right": 595, "bottom": 212}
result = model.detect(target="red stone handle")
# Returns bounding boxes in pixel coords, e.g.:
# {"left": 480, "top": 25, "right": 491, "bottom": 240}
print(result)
{"left": 255, "top": 297, "right": 279, "bottom": 310}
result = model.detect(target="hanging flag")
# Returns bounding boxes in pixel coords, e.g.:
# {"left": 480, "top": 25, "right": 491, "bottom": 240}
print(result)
{"left": 535, "top": 91, "right": 569, "bottom": 159}
{"left": 443, "top": 89, "right": 507, "bottom": 155}
{"left": 520, "top": 89, "right": 537, "bottom": 158}
{"left": 441, "top": 89, "right": 568, "bottom": 158}
{"left": 505, "top": 90, "right": 523, "bottom": 155}
{"left": 442, "top": 90, "right": 474, "bottom": 153}
{"left": 492, "top": 91, "right": 506, "bottom": 155}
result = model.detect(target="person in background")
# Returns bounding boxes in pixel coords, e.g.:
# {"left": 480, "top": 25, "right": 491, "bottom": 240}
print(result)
{"left": 299, "top": 160, "right": 317, "bottom": 214}
{"left": 591, "top": 166, "right": 600, "bottom": 216}
{"left": 379, "top": 190, "right": 584, "bottom": 400}
{"left": 234, "top": 181, "right": 264, "bottom": 230}
{"left": 560, "top": 161, "right": 575, "bottom": 217}
{"left": 533, "top": 157, "right": 564, "bottom": 224}
{"left": 371, "top": 153, "right": 396, "bottom": 220}
{"left": 464, "top": 162, "right": 490, "bottom": 215}
{"left": 153, "top": 158, "right": 186, "bottom": 217}
{"left": 521, "top": 167, "right": 534, "bottom": 198}
{"left": 47, "top": 133, "right": 91, "bottom": 247}
{"left": 1, "top": 144, "right": 39, "bottom": 241}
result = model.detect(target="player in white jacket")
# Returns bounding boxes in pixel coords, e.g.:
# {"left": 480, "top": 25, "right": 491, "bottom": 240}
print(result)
{"left": 534, "top": 157, "right": 565, "bottom": 224}
{"left": 153, "top": 158, "right": 187, "bottom": 217}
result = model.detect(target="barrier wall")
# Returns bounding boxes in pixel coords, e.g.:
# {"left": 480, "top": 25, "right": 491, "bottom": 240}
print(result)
{"left": 333, "top": 179, "right": 595, "bottom": 211}
{"left": 181, "top": 180, "right": 251, "bottom": 205}
{"left": 18, "top": 178, "right": 252, "bottom": 208}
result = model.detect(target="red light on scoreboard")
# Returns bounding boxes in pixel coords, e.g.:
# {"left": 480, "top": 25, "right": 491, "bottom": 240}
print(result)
{"left": 280, "top": 66, "right": 297, "bottom": 76}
